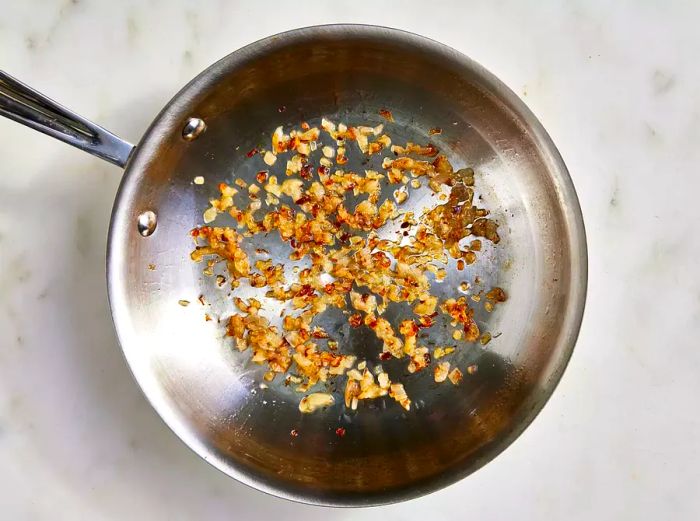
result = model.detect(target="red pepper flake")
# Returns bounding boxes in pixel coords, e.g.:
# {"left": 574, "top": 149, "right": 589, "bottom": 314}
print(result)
{"left": 457, "top": 259, "right": 465, "bottom": 271}
{"left": 198, "top": 294, "right": 206, "bottom": 305}
{"left": 424, "top": 143, "right": 439, "bottom": 157}
{"left": 256, "top": 171, "right": 268, "bottom": 183}
{"left": 246, "top": 147, "right": 258, "bottom": 157}
{"left": 335, "top": 427, "right": 346, "bottom": 437}
{"left": 300, "top": 164, "right": 313, "bottom": 180}
{"left": 417, "top": 315, "right": 434, "bottom": 328}
{"left": 311, "top": 328, "right": 329, "bottom": 339}
{"left": 318, "top": 165, "right": 329, "bottom": 176}
{"left": 428, "top": 127, "right": 442, "bottom": 135}
{"left": 204, "top": 313, "right": 212, "bottom": 322}
{"left": 379, "top": 108, "right": 394, "bottom": 122}
{"left": 290, "top": 429, "right": 299, "bottom": 437}
{"left": 379, "top": 352, "right": 393, "bottom": 361}
{"left": 298, "top": 284, "right": 315, "bottom": 297}
{"left": 348, "top": 313, "right": 362, "bottom": 327}
{"left": 300, "top": 121, "right": 310, "bottom": 130}
{"left": 190, "top": 228, "right": 200, "bottom": 237}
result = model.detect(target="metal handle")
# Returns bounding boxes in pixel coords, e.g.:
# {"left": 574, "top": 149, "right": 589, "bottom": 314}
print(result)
{"left": 0, "top": 71, "right": 134, "bottom": 168}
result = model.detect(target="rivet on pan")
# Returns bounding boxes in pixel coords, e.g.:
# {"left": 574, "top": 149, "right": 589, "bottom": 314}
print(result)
{"left": 182, "top": 117, "right": 207, "bottom": 141}
{"left": 137, "top": 210, "right": 157, "bottom": 237}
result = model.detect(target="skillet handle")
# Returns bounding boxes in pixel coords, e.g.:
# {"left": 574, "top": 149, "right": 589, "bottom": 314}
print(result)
{"left": 0, "top": 71, "right": 134, "bottom": 168}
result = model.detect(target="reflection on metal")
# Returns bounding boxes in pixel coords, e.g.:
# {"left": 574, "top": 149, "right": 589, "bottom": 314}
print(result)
{"left": 182, "top": 117, "right": 207, "bottom": 141}
{"left": 137, "top": 211, "right": 157, "bottom": 237}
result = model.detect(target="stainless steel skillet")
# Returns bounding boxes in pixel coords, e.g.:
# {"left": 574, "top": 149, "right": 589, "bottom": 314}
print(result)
{"left": 0, "top": 25, "right": 587, "bottom": 506}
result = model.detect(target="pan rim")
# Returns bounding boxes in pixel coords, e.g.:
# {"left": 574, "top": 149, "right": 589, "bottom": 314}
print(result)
{"left": 106, "top": 23, "right": 588, "bottom": 507}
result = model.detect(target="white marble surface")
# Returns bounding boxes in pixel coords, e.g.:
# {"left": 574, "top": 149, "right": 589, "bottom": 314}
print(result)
{"left": 1, "top": 0, "right": 699, "bottom": 519}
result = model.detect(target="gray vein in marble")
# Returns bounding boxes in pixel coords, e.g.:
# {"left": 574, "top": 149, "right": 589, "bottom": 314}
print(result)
{"left": 126, "top": 14, "right": 139, "bottom": 46}
{"left": 609, "top": 176, "right": 620, "bottom": 209}
{"left": 26, "top": 0, "right": 81, "bottom": 51}
{"left": 75, "top": 212, "right": 94, "bottom": 259}
{"left": 652, "top": 70, "right": 676, "bottom": 95}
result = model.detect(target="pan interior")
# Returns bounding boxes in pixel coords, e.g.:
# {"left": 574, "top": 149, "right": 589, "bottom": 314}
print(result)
{"left": 108, "top": 26, "right": 586, "bottom": 506}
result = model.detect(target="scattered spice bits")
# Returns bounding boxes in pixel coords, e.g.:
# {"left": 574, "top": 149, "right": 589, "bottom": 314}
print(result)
{"left": 147, "top": 263, "right": 156, "bottom": 271}
{"left": 202, "top": 207, "right": 218, "bottom": 224}
{"left": 433, "top": 346, "right": 455, "bottom": 359}
{"left": 480, "top": 332, "right": 492, "bottom": 346}
{"left": 464, "top": 321, "right": 480, "bottom": 342}
{"left": 407, "top": 348, "right": 430, "bottom": 374}
{"left": 366, "top": 135, "right": 390, "bottom": 155}
{"left": 393, "top": 188, "right": 408, "bottom": 204}
{"left": 299, "top": 392, "right": 335, "bottom": 413}
{"left": 336, "top": 146, "right": 348, "bottom": 164}
{"left": 344, "top": 368, "right": 400, "bottom": 410}
{"left": 448, "top": 367, "right": 463, "bottom": 385}
{"left": 389, "top": 383, "right": 411, "bottom": 410}
{"left": 193, "top": 176, "right": 205, "bottom": 185}
{"left": 190, "top": 115, "right": 506, "bottom": 414}
{"left": 290, "top": 429, "right": 299, "bottom": 437}
{"left": 379, "top": 108, "right": 394, "bottom": 122}
{"left": 467, "top": 364, "right": 478, "bottom": 375}
{"left": 486, "top": 287, "right": 508, "bottom": 303}
{"left": 442, "top": 297, "right": 481, "bottom": 342}
{"left": 428, "top": 127, "right": 442, "bottom": 135}
{"left": 390, "top": 143, "right": 438, "bottom": 157}
{"left": 335, "top": 427, "right": 346, "bottom": 437}
{"left": 434, "top": 361, "right": 450, "bottom": 382}
{"left": 263, "top": 151, "right": 277, "bottom": 166}
{"left": 178, "top": 300, "right": 190, "bottom": 307}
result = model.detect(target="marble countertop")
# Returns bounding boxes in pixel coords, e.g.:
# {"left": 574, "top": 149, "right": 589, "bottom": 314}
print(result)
{"left": 1, "top": 1, "right": 699, "bottom": 519}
